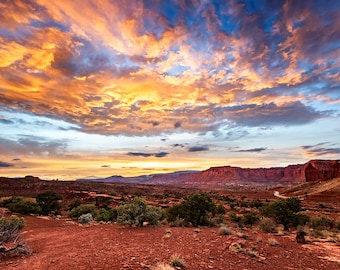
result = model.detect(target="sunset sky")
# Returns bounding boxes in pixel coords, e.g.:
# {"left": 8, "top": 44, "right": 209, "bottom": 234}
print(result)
{"left": 0, "top": 0, "right": 339, "bottom": 180}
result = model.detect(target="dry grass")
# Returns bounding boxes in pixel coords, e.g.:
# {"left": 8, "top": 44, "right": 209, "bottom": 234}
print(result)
{"left": 268, "top": 237, "right": 279, "bottom": 246}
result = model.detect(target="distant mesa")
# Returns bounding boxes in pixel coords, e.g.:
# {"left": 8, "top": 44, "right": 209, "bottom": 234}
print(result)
{"left": 1, "top": 160, "right": 338, "bottom": 190}
{"left": 76, "top": 159, "right": 340, "bottom": 188}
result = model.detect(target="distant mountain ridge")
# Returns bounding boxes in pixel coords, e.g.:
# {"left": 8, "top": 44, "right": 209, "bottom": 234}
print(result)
{"left": 77, "top": 159, "right": 340, "bottom": 188}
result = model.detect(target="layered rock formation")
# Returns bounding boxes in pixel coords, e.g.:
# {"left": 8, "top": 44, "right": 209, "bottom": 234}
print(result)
{"left": 305, "top": 160, "right": 340, "bottom": 182}
{"left": 77, "top": 160, "right": 340, "bottom": 189}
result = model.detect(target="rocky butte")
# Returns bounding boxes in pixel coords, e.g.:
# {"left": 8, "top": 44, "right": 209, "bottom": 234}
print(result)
{"left": 77, "top": 159, "right": 340, "bottom": 189}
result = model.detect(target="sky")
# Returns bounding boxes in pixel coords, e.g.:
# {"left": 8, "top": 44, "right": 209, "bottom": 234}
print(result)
{"left": 0, "top": 0, "right": 339, "bottom": 180}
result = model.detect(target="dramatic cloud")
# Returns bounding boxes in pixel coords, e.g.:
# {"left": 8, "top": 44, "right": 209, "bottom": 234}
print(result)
{"left": 0, "top": 0, "right": 339, "bottom": 179}
{"left": 0, "top": 0, "right": 338, "bottom": 136}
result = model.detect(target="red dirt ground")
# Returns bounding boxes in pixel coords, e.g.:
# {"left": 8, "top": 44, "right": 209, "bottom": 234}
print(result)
{"left": 1, "top": 215, "right": 339, "bottom": 270}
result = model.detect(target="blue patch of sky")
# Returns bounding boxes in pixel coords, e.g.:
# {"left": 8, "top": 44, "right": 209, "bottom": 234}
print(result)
{"left": 30, "top": 19, "right": 69, "bottom": 32}
{"left": 158, "top": 1, "right": 180, "bottom": 28}
{"left": 141, "top": 17, "right": 165, "bottom": 39}
{"left": 166, "top": 65, "right": 190, "bottom": 76}
{"left": 213, "top": 1, "right": 240, "bottom": 36}
{"left": 292, "top": 20, "right": 305, "bottom": 31}
{"left": 321, "top": 41, "right": 340, "bottom": 54}
{"left": 239, "top": 0, "right": 266, "bottom": 15}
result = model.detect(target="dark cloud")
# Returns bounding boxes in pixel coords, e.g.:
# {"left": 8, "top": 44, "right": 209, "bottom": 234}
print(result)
{"left": 12, "top": 158, "right": 21, "bottom": 161}
{"left": 127, "top": 151, "right": 169, "bottom": 158}
{"left": 171, "top": 143, "right": 185, "bottom": 148}
{"left": 101, "top": 165, "right": 110, "bottom": 168}
{"left": 127, "top": 152, "right": 153, "bottom": 158}
{"left": 154, "top": 152, "right": 169, "bottom": 158}
{"left": 234, "top": 147, "right": 267, "bottom": 153}
{"left": 225, "top": 101, "right": 327, "bottom": 127}
{"left": 188, "top": 146, "right": 209, "bottom": 152}
{"left": 0, "top": 161, "right": 14, "bottom": 167}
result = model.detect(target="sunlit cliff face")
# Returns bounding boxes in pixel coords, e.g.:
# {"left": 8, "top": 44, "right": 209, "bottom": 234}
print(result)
{"left": 0, "top": 0, "right": 339, "bottom": 179}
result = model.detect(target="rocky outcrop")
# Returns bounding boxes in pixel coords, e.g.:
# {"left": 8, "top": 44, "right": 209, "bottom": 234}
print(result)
{"left": 305, "top": 160, "right": 340, "bottom": 182}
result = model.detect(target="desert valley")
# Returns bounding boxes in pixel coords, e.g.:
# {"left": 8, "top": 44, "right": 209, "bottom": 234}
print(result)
{"left": 0, "top": 159, "right": 339, "bottom": 269}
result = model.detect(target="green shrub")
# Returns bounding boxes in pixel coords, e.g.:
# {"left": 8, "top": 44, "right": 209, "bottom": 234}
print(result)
{"left": 95, "top": 208, "right": 118, "bottom": 222}
{"left": 229, "top": 211, "right": 242, "bottom": 225}
{"left": 216, "top": 204, "right": 226, "bottom": 215}
{"left": 78, "top": 213, "right": 93, "bottom": 224}
{"left": 248, "top": 199, "right": 263, "bottom": 208}
{"left": 1, "top": 196, "right": 41, "bottom": 215}
{"left": 69, "top": 204, "right": 96, "bottom": 218}
{"left": 293, "top": 213, "right": 310, "bottom": 227}
{"left": 166, "top": 193, "right": 218, "bottom": 227}
{"left": 68, "top": 199, "right": 81, "bottom": 210}
{"left": 117, "top": 197, "right": 163, "bottom": 227}
{"left": 260, "top": 197, "right": 302, "bottom": 230}
{"left": 0, "top": 215, "right": 25, "bottom": 244}
{"left": 242, "top": 211, "right": 260, "bottom": 226}
{"left": 35, "top": 190, "right": 62, "bottom": 215}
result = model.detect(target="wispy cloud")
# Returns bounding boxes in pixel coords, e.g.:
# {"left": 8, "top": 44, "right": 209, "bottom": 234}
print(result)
{"left": 301, "top": 143, "right": 340, "bottom": 157}
{"left": 234, "top": 148, "right": 267, "bottom": 153}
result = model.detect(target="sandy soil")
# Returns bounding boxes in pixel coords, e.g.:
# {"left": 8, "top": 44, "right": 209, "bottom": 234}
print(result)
{"left": 1, "top": 216, "right": 339, "bottom": 270}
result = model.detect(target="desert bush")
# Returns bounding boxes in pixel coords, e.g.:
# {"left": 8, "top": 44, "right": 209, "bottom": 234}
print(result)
{"left": 69, "top": 204, "right": 96, "bottom": 218}
{"left": 169, "top": 217, "right": 188, "bottom": 227}
{"left": 335, "top": 220, "right": 340, "bottom": 231}
{"left": 229, "top": 211, "right": 241, "bottom": 223}
{"left": 218, "top": 224, "right": 234, "bottom": 235}
{"left": 309, "top": 216, "right": 335, "bottom": 230}
{"left": 94, "top": 208, "right": 118, "bottom": 222}
{"left": 0, "top": 196, "right": 41, "bottom": 215}
{"left": 260, "top": 197, "right": 302, "bottom": 230}
{"left": 0, "top": 215, "right": 25, "bottom": 242}
{"left": 169, "top": 254, "right": 185, "bottom": 268}
{"left": 117, "top": 197, "right": 163, "bottom": 227}
{"left": 167, "top": 193, "right": 218, "bottom": 227}
{"left": 293, "top": 213, "right": 310, "bottom": 227}
{"left": 216, "top": 204, "right": 226, "bottom": 215}
{"left": 248, "top": 199, "right": 263, "bottom": 208}
{"left": 0, "top": 215, "right": 30, "bottom": 255}
{"left": 78, "top": 213, "right": 93, "bottom": 224}
{"left": 36, "top": 190, "right": 62, "bottom": 215}
{"left": 259, "top": 218, "right": 278, "bottom": 233}
{"left": 242, "top": 211, "right": 260, "bottom": 226}
{"left": 67, "top": 199, "right": 81, "bottom": 210}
